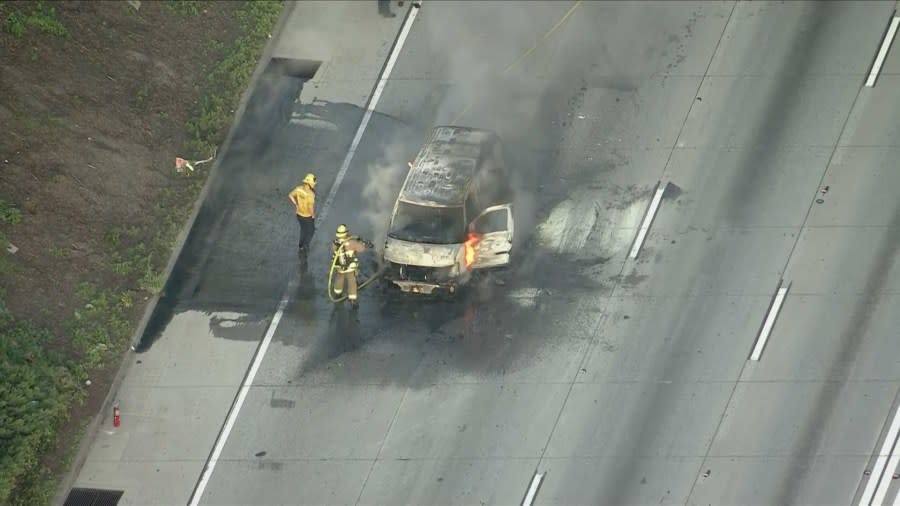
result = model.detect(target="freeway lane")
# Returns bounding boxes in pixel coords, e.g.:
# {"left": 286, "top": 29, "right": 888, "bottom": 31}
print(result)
{"left": 188, "top": 1, "right": 900, "bottom": 505}
{"left": 531, "top": 1, "right": 899, "bottom": 504}
{"left": 687, "top": 9, "right": 900, "bottom": 503}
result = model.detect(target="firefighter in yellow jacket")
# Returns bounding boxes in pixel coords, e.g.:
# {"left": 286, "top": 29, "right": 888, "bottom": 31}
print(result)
{"left": 331, "top": 224, "right": 373, "bottom": 309}
{"left": 289, "top": 173, "right": 317, "bottom": 252}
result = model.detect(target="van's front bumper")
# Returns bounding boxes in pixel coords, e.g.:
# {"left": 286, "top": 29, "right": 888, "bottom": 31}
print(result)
{"left": 390, "top": 279, "right": 458, "bottom": 295}
{"left": 382, "top": 259, "right": 461, "bottom": 295}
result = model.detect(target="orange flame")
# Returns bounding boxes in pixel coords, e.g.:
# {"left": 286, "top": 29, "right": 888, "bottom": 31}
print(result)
{"left": 463, "top": 232, "right": 481, "bottom": 270}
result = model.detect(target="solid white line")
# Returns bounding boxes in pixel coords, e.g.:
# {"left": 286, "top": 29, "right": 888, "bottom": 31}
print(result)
{"left": 866, "top": 16, "right": 900, "bottom": 88}
{"left": 188, "top": 6, "right": 421, "bottom": 505}
{"left": 522, "top": 472, "right": 545, "bottom": 506}
{"left": 629, "top": 182, "right": 666, "bottom": 259}
{"left": 859, "top": 403, "right": 900, "bottom": 505}
{"left": 188, "top": 302, "right": 286, "bottom": 506}
{"left": 319, "top": 3, "right": 421, "bottom": 218}
{"left": 749, "top": 285, "right": 788, "bottom": 361}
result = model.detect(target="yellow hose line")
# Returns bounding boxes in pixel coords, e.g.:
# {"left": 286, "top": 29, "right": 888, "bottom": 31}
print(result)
{"left": 327, "top": 247, "right": 342, "bottom": 303}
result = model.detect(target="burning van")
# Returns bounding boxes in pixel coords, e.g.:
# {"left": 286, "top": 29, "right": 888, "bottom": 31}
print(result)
{"left": 382, "top": 126, "right": 515, "bottom": 295}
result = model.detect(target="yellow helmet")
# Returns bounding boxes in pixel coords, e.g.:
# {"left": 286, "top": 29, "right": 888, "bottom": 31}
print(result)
{"left": 302, "top": 173, "right": 317, "bottom": 189}
{"left": 335, "top": 224, "right": 349, "bottom": 241}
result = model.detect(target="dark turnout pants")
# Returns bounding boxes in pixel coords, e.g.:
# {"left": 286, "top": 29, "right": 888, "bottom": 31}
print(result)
{"left": 296, "top": 215, "right": 315, "bottom": 249}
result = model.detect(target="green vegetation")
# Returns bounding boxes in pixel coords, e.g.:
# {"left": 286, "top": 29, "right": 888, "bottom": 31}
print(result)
{"left": 3, "top": 1, "right": 68, "bottom": 38}
{"left": 0, "top": 200, "right": 22, "bottom": 226}
{"left": 0, "top": 200, "right": 21, "bottom": 274}
{"left": 69, "top": 283, "right": 134, "bottom": 370}
{"left": 0, "top": 301, "right": 86, "bottom": 504}
{"left": 130, "top": 82, "right": 152, "bottom": 113}
{"left": 0, "top": 255, "right": 13, "bottom": 276}
{"left": 165, "top": 0, "right": 202, "bottom": 16}
{"left": 0, "top": 2, "right": 284, "bottom": 503}
{"left": 16, "top": 114, "right": 65, "bottom": 132}
{"left": 185, "top": 0, "right": 283, "bottom": 158}
{"left": 105, "top": 225, "right": 167, "bottom": 295}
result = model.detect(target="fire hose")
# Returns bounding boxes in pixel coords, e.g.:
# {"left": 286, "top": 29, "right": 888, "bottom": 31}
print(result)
{"left": 326, "top": 243, "right": 386, "bottom": 304}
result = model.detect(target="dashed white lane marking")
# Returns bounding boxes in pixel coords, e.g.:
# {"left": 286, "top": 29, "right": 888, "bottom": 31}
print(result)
{"left": 749, "top": 281, "right": 789, "bottom": 361}
{"left": 187, "top": 6, "right": 421, "bottom": 505}
{"left": 859, "top": 401, "right": 900, "bottom": 505}
{"left": 522, "top": 472, "right": 545, "bottom": 506}
{"left": 866, "top": 15, "right": 900, "bottom": 87}
{"left": 629, "top": 181, "right": 667, "bottom": 259}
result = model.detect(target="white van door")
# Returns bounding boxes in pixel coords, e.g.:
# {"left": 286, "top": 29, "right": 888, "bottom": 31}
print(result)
{"left": 468, "top": 204, "right": 514, "bottom": 269}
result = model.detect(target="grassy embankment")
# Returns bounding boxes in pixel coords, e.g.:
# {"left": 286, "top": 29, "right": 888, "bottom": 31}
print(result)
{"left": 0, "top": 1, "right": 284, "bottom": 503}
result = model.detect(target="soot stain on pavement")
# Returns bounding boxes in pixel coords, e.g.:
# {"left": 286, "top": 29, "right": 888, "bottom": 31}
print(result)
{"left": 293, "top": 305, "right": 366, "bottom": 370}
{"left": 269, "top": 391, "right": 296, "bottom": 409}
{"left": 604, "top": 184, "right": 657, "bottom": 211}
{"left": 524, "top": 248, "right": 611, "bottom": 294}
{"left": 256, "top": 460, "right": 284, "bottom": 472}
{"left": 135, "top": 62, "right": 324, "bottom": 350}
{"left": 291, "top": 271, "right": 574, "bottom": 386}
{"left": 608, "top": 269, "right": 649, "bottom": 288}
{"left": 663, "top": 182, "right": 683, "bottom": 201}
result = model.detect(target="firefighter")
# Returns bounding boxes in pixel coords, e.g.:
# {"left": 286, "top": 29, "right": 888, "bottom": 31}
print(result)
{"left": 331, "top": 224, "right": 373, "bottom": 309}
{"left": 288, "top": 173, "right": 317, "bottom": 253}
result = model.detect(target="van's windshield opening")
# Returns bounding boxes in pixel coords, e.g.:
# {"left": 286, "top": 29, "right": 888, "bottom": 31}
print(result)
{"left": 388, "top": 202, "right": 466, "bottom": 244}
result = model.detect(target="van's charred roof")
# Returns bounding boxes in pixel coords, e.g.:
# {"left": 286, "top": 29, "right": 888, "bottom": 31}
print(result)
{"left": 398, "top": 126, "right": 498, "bottom": 207}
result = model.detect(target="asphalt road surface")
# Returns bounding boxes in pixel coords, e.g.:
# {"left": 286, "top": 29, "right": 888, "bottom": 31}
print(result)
{"left": 158, "top": 1, "right": 900, "bottom": 505}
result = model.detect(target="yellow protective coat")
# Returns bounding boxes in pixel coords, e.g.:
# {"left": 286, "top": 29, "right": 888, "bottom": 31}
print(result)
{"left": 289, "top": 184, "right": 315, "bottom": 218}
{"left": 331, "top": 237, "right": 367, "bottom": 301}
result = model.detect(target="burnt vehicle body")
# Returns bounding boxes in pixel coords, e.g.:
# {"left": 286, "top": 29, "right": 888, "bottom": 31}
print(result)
{"left": 382, "top": 126, "right": 515, "bottom": 295}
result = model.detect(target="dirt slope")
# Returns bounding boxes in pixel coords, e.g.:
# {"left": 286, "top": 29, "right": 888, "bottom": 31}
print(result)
{"left": 1, "top": 1, "right": 241, "bottom": 333}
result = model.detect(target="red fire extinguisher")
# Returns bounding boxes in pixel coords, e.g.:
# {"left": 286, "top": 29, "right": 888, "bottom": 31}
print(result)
{"left": 113, "top": 404, "right": 121, "bottom": 428}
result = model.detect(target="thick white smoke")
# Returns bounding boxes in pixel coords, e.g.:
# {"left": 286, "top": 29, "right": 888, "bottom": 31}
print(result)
{"left": 410, "top": 1, "right": 601, "bottom": 249}
{"left": 360, "top": 135, "right": 411, "bottom": 249}
{"left": 358, "top": 2, "right": 609, "bottom": 255}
